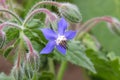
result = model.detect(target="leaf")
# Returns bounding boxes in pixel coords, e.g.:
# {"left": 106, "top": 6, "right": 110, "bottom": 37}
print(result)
{"left": 86, "top": 49, "right": 120, "bottom": 80}
{"left": 24, "top": 28, "right": 46, "bottom": 52}
{"left": 54, "top": 41, "right": 96, "bottom": 73}
{"left": 6, "top": 28, "right": 19, "bottom": 44}
{"left": 26, "top": 19, "right": 44, "bottom": 29}
{"left": 4, "top": 46, "right": 14, "bottom": 57}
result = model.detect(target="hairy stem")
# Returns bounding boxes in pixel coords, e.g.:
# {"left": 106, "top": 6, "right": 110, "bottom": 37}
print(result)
{"left": 0, "top": 31, "right": 5, "bottom": 48}
{"left": 28, "top": 1, "right": 61, "bottom": 14}
{"left": 57, "top": 61, "right": 67, "bottom": 80}
{"left": 0, "top": 9, "right": 22, "bottom": 24}
{"left": 76, "top": 16, "right": 114, "bottom": 38}
{"left": 23, "top": 8, "right": 54, "bottom": 26}
{"left": 16, "top": 38, "right": 24, "bottom": 69}
{"left": 23, "top": 35, "right": 34, "bottom": 53}
{"left": 0, "top": 22, "right": 22, "bottom": 30}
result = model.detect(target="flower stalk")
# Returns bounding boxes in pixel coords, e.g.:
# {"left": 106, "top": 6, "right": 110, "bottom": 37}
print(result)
{"left": 76, "top": 16, "right": 118, "bottom": 38}
{"left": 48, "top": 58, "right": 55, "bottom": 74}
{"left": 16, "top": 38, "right": 24, "bottom": 69}
{"left": 0, "top": 22, "right": 22, "bottom": 30}
{"left": 23, "top": 35, "right": 34, "bottom": 53}
{"left": 0, "top": 9, "right": 22, "bottom": 24}
{"left": 57, "top": 61, "right": 67, "bottom": 80}
{"left": 0, "top": 30, "right": 5, "bottom": 48}
{"left": 23, "top": 8, "right": 57, "bottom": 27}
{"left": 28, "top": 1, "right": 61, "bottom": 14}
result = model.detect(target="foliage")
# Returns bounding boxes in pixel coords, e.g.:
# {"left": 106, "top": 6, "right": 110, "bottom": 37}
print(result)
{"left": 0, "top": 0, "right": 120, "bottom": 80}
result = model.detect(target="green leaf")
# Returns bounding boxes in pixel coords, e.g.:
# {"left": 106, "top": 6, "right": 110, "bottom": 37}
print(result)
{"left": 86, "top": 49, "right": 120, "bottom": 80}
{"left": 24, "top": 28, "right": 46, "bottom": 52}
{"left": 26, "top": 19, "right": 44, "bottom": 29}
{"left": 4, "top": 46, "right": 14, "bottom": 57}
{"left": 54, "top": 41, "right": 96, "bottom": 73}
{"left": 6, "top": 28, "right": 19, "bottom": 44}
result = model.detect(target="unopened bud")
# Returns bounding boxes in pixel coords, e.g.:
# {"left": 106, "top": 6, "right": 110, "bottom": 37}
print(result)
{"left": 0, "top": 30, "right": 5, "bottom": 48}
{"left": 45, "top": 12, "right": 59, "bottom": 28}
{"left": 24, "top": 50, "right": 40, "bottom": 71}
{"left": 11, "top": 63, "right": 24, "bottom": 80}
{"left": 107, "top": 17, "right": 120, "bottom": 35}
{"left": 26, "top": 50, "right": 39, "bottom": 63}
{"left": 59, "top": 3, "right": 82, "bottom": 23}
{"left": 23, "top": 51, "right": 40, "bottom": 79}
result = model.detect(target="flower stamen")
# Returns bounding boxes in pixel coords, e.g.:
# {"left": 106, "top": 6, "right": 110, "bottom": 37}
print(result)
{"left": 56, "top": 35, "right": 67, "bottom": 49}
{"left": 59, "top": 40, "right": 67, "bottom": 49}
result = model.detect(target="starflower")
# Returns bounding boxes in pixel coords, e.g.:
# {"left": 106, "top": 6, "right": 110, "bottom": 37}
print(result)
{"left": 40, "top": 18, "right": 76, "bottom": 55}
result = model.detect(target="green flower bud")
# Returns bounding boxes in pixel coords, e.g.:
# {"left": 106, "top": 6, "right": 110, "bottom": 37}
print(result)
{"left": 45, "top": 12, "right": 59, "bottom": 29}
{"left": 11, "top": 64, "right": 25, "bottom": 80}
{"left": 59, "top": 3, "right": 82, "bottom": 23}
{"left": 22, "top": 51, "right": 40, "bottom": 79}
{"left": 25, "top": 51, "right": 40, "bottom": 71}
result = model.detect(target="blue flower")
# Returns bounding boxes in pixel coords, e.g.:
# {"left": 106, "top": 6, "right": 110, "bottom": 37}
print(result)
{"left": 40, "top": 18, "right": 76, "bottom": 55}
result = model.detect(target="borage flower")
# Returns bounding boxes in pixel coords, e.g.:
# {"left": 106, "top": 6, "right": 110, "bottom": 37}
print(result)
{"left": 40, "top": 18, "right": 76, "bottom": 55}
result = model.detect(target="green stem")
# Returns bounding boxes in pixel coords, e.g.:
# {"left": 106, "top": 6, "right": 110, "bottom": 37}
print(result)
{"left": 48, "top": 58, "right": 55, "bottom": 74}
{"left": 57, "top": 61, "right": 67, "bottom": 80}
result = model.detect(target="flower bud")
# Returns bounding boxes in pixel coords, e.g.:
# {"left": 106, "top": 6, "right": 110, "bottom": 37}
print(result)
{"left": 11, "top": 63, "right": 25, "bottom": 80}
{"left": 23, "top": 51, "right": 40, "bottom": 79}
{"left": 45, "top": 12, "right": 59, "bottom": 28}
{"left": 26, "top": 50, "right": 39, "bottom": 64}
{"left": 0, "top": 30, "right": 5, "bottom": 48}
{"left": 59, "top": 3, "right": 82, "bottom": 23}
{"left": 24, "top": 50, "right": 40, "bottom": 71}
{"left": 106, "top": 17, "right": 120, "bottom": 36}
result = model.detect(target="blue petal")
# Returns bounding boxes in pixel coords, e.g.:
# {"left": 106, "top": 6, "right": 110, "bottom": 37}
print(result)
{"left": 65, "top": 30, "right": 76, "bottom": 40}
{"left": 58, "top": 18, "right": 68, "bottom": 35}
{"left": 56, "top": 45, "right": 66, "bottom": 55}
{"left": 41, "top": 28, "right": 57, "bottom": 40}
{"left": 40, "top": 41, "right": 56, "bottom": 54}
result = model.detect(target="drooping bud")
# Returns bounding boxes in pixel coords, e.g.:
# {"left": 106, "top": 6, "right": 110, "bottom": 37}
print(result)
{"left": 11, "top": 65, "right": 24, "bottom": 80}
{"left": 105, "top": 17, "right": 120, "bottom": 36}
{"left": 59, "top": 3, "right": 82, "bottom": 23}
{"left": 23, "top": 51, "right": 40, "bottom": 79}
{"left": 26, "top": 50, "right": 39, "bottom": 62}
{"left": 45, "top": 12, "right": 59, "bottom": 26}
{"left": 45, "top": 12, "right": 59, "bottom": 30}
{"left": 23, "top": 35, "right": 40, "bottom": 79}
{"left": 0, "top": 30, "right": 5, "bottom": 48}
{"left": 11, "top": 57, "right": 25, "bottom": 80}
